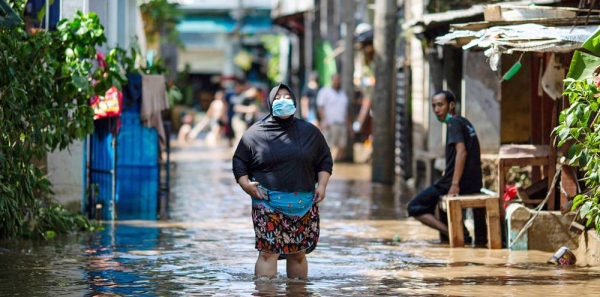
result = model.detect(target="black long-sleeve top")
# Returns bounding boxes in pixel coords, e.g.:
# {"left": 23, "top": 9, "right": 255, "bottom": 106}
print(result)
{"left": 232, "top": 84, "right": 333, "bottom": 192}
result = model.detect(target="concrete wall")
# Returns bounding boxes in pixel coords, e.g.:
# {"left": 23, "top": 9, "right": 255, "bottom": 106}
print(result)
{"left": 507, "top": 204, "right": 579, "bottom": 253}
{"left": 89, "top": 0, "right": 139, "bottom": 50}
{"left": 576, "top": 230, "right": 600, "bottom": 266}
{"left": 407, "top": 0, "right": 432, "bottom": 158}
{"left": 46, "top": 0, "right": 89, "bottom": 212}
{"left": 61, "top": 0, "right": 88, "bottom": 17}
{"left": 47, "top": 143, "right": 85, "bottom": 211}
{"left": 426, "top": 47, "right": 444, "bottom": 157}
{"left": 463, "top": 50, "right": 500, "bottom": 154}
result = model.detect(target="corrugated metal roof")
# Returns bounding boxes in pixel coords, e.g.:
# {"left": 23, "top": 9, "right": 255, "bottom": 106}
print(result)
{"left": 404, "top": 0, "right": 561, "bottom": 31}
{"left": 436, "top": 23, "right": 598, "bottom": 54}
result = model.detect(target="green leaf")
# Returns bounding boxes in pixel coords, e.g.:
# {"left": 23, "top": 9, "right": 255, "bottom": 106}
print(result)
{"left": 580, "top": 151, "right": 589, "bottom": 168}
{"left": 72, "top": 75, "right": 88, "bottom": 91}
{"left": 581, "top": 200, "right": 593, "bottom": 218}
{"left": 573, "top": 194, "right": 587, "bottom": 210}
{"left": 566, "top": 112, "right": 576, "bottom": 126}
{"left": 582, "top": 26, "right": 600, "bottom": 57}
{"left": 567, "top": 51, "right": 600, "bottom": 81}
{"left": 568, "top": 144, "right": 579, "bottom": 159}
{"left": 587, "top": 215, "right": 595, "bottom": 227}
{"left": 558, "top": 126, "right": 571, "bottom": 141}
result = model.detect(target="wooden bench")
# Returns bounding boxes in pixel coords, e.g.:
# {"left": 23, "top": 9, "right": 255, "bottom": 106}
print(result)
{"left": 442, "top": 194, "right": 502, "bottom": 249}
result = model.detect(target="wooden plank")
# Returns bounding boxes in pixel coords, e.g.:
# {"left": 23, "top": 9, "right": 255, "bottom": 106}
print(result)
{"left": 500, "top": 53, "right": 532, "bottom": 145}
{"left": 506, "top": 199, "right": 545, "bottom": 205}
{"left": 501, "top": 157, "right": 549, "bottom": 167}
{"left": 447, "top": 200, "right": 465, "bottom": 248}
{"left": 499, "top": 144, "right": 550, "bottom": 159}
{"left": 502, "top": 5, "right": 600, "bottom": 13}
{"left": 484, "top": 5, "right": 503, "bottom": 21}
{"left": 444, "top": 194, "right": 497, "bottom": 201}
{"left": 547, "top": 99, "right": 558, "bottom": 210}
{"left": 450, "top": 16, "right": 600, "bottom": 31}
{"left": 460, "top": 199, "right": 491, "bottom": 208}
{"left": 486, "top": 198, "right": 502, "bottom": 249}
{"left": 499, "top": 161, "right": 507, "bottom": 217}
{"left": 443, "top": 195, "right": 498, "bottom": 208}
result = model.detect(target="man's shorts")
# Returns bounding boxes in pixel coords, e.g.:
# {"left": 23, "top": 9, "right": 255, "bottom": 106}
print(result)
{"left": 407, "top": 185, "right": 447, "bottom": 217}
{"left": 323, "top": 123, "right": 347, "bottom": 148}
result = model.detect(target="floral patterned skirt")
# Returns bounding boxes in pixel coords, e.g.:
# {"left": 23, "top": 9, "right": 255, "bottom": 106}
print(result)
{"left": 252, "top": 203, "right": 320, "bottom": 257}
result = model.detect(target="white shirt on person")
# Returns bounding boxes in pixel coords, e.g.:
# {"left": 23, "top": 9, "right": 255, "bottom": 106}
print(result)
{"left": 316, "top": 86, "right": 348, "bottom": 125}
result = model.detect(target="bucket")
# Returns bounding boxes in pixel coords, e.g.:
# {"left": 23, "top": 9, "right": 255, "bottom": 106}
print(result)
{"left": 547, "top": 246, "right": 577, "bottom": 266}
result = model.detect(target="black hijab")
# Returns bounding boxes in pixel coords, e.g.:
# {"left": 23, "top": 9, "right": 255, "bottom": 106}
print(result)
{"left": 262, "top": 83, "right": 297, "bottom": 131}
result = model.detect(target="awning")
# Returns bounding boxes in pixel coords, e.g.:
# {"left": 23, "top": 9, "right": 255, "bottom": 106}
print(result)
{"left": 240, "top": 17, "right": 273, "bottom": 34}
{"left": 176, "top": 16, "right": 272, "bottom": 34}
{"left": 271, "top": 0, "right": 314, "bottom": 20}
{"left": 177, "top": 17, "right": 235, "bottom": 34}
{"left": 404, "top": 0, "right": 561, "bottom": 33}
{"left": 404, "top": 5, "right": 486, "bottom": 32}
{"left": 436, "top": 23, "right": 598, "bottom": 54}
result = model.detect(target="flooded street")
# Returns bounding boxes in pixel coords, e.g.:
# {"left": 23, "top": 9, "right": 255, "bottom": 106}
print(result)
{"left": 2, "top": 141, "right": 600, "bottom": 296}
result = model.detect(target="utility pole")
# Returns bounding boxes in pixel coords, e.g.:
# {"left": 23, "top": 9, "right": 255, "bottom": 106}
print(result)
{"left": 372, "top": 0, "right": 397, "bottom": 185}
{"left": 342, "top": 0, "right": 356, "bottom": 162}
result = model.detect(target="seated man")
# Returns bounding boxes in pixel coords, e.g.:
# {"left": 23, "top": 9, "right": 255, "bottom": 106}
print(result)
{"left": 407, "top": 91, "right": 485, "bottom": 243}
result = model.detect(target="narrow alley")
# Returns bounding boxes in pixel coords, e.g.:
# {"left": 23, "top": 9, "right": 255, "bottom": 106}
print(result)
{"left": 1, "top": 141, "right": 600, "bottom": 296}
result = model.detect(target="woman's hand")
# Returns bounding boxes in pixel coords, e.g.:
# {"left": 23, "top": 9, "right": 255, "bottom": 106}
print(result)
{"left": 313, "top": 184, "right": 326, "bottom": 204}
{"left": 314, "top": 171, "right": 331, "bottom": 204}
{"left": 238, "top": 175, "right": 261, "bottom": 198}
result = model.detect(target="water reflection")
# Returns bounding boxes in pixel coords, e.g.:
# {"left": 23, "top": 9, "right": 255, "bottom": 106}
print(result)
{"left": 1, "top": 143, "right": 600, "bottom": 296}
{"left": 252, "top": 279, "right": 313, "bottom": 296}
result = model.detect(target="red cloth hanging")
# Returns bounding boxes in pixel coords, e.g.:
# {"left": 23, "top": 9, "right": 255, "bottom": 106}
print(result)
{"left": 89, "top": 52, "right": 123, "bottom": 121}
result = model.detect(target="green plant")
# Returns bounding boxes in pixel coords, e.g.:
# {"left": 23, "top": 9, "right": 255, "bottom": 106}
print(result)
{"left": 140, "top": 0, "right": 184, "bottom": 48}
{"left": 555, "top": 26, "right": 600, "bottom": 233}
{"left": 556, "top": 76, "right": 600, "bottom": 233}
{"left": 261, "top": 34, "right": 283, "bottom": 84}
{"left": 0, "top": 5, "right": 125, "bottom": 239}
{"left": 112, "top": 43, "right": 169, "bottom": 75}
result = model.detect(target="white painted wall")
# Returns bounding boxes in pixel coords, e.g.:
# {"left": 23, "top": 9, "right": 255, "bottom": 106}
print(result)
{"left": 408, "top": 0, "right": 438, "bottom": 157}
{"left": 47, "top": 0, "right": 90, "bottom": 209}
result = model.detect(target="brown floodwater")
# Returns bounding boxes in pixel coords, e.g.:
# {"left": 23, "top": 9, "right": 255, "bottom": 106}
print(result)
{"left": 1, "top": 141, "right": 599, "bottom": 296}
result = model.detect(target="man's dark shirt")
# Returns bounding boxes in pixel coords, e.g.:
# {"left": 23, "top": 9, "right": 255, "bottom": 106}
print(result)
{"left": 434, "top": 116, "right": 482, "bottom": 194}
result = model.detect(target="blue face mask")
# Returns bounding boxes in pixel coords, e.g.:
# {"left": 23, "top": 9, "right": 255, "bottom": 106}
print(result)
{"left": 437, "top": 113, "right": 452, "bottom": 123}
{"left": 272, "top": 98, "right": 296, "bottom": 117}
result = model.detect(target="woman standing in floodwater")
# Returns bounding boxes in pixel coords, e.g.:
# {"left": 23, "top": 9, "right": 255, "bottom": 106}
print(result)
{"left": 232, "top": 83, "right": 333, "bottom": 278}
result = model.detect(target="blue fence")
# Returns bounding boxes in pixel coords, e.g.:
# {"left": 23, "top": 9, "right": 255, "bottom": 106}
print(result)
{"left": 115, "top": 105, "right": 160, "bottom": 220}
{"left": 88, "top": 118, "right": 118, "bottom": 221}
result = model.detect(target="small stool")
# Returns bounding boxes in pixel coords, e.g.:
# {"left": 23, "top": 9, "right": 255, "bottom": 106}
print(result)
{"left": 442, "top": 194, "right": 502, "bottom": 249}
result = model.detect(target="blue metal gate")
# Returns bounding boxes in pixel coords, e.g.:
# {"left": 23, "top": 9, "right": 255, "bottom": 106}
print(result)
{"left": 86, "top": 117, "right": 119, "bottom": 221}
{"left": 115, "top": 105, "right": 159, "bottom": 220}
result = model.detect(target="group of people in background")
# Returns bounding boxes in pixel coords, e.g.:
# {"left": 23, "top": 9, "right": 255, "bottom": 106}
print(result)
{"left": 179, "top": 77, "right": 263, "bottom": 147}
{"left": 181, "top": 72, "right": 369, "bottom": 161}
